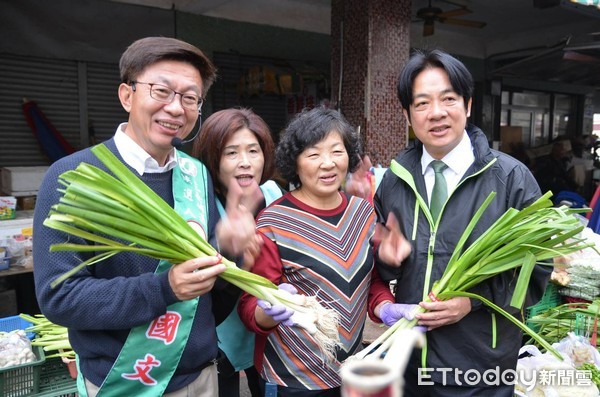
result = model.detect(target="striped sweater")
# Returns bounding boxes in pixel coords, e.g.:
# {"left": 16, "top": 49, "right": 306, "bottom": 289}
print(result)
{"left": 238, "top": 191, "right": 394, "bottom": 391}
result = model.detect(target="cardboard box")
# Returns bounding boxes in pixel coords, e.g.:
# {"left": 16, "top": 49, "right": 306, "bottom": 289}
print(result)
{"left": 1, "top": 166, "right": 49, "bottom": 196}
{"left": 17, "top": 196, "right": 37, "bottom": 211}
{"left": 499, "top": 126, "right": 523, "bottom": 153}
{"left": 0, "top": 211, "right": 33, "bottom": 237}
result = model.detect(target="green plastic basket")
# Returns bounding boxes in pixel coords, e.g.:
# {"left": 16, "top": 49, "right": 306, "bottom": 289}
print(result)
{"left": 525, "top": 283, "right": 563, "bottom": 330}
{"left": 0, "top": 345, "right": 45, "bottom": 397}
{"left": 31, "top": 357, "right": 77, "bottom": 397}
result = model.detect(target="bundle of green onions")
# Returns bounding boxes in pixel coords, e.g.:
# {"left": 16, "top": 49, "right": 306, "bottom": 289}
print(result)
{"left": 20, "top": 313, "right": 74, "bottom": 359}
{"left": 354, "top": 191, "right": 594, "bottom": 362}
{"left": 43, "top": 144, "right": 340, "bottom": 359}
{"left": 526, "top": 299, "right": 599, "bottom": 347}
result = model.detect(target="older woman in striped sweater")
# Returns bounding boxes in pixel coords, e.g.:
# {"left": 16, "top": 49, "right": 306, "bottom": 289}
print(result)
{"left": 238, "top": 106, "right": 412, "bottom": 397}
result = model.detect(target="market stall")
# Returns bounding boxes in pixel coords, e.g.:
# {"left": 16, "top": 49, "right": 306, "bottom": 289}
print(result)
{"left": 0, "top": 315, "right": 76, "bottom": 396}
{"left": 517, "top": 225, "right": 600, "bottom": 396}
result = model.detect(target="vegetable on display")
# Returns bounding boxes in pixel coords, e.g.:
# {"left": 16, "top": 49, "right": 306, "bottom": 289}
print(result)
{"left": 0, "top": 329, "right": 37, "bottom": 368}
{"left": 20, "top": 313, "right": 74, "bottom": 360}
{"left": 526, "top": 299, "right": 599, "bottom": 348}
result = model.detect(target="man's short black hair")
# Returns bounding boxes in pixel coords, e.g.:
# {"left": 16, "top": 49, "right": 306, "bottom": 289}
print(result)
{"left": 397, "top": 49, "right": 473, "bottom": 114}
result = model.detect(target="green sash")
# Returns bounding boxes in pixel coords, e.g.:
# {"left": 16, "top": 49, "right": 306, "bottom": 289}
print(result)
{"left": 77, "top": 151, "right": 209, "bottom": 396}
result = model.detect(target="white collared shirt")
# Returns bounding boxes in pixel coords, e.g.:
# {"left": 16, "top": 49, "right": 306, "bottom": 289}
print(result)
{"left": 114, "top": 123, "right": 178, "bottom": 175}
{"left": 421, "top": 131, "right": 475, "bottom": 206}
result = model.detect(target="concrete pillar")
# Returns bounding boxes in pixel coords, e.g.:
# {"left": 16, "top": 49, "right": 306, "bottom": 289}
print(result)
{"left": 331, "top": 0, "right": 412, "bottom": 166}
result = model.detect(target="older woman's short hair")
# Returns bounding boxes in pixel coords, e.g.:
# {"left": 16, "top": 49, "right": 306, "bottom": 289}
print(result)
{"left": 275, "top": 107, "right": 361, "bottom": 188}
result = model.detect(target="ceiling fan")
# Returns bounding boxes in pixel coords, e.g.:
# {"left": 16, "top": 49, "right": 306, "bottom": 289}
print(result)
{"left": 414, "top": 0, "right": 487, "bottom": 37}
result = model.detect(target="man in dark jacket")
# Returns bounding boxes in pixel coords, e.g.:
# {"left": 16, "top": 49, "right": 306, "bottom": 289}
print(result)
{"left": 373, "top": 49, "right": 550, "bottom": 396}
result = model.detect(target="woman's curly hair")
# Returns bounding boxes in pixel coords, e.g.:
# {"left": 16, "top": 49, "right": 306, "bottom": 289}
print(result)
{"left": 275, "top": 107, "right": 361, "bottom": 188}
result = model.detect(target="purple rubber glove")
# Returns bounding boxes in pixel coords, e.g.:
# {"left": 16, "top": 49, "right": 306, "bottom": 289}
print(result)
{"left": 257, "top": 283, "right": 297, "bottom": 326}
{"left": 379, "top": 303, "right": 419, "bottom": 326}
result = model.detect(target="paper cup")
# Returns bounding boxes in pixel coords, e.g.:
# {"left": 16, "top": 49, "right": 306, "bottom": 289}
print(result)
{"left": 340, "top": 360, "right": 401, "bottom": 397}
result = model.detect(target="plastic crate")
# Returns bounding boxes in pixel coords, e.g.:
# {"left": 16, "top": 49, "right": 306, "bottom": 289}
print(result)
{"left": 525, "top": 283, "right": 563, "bottom": 329}
{"left": 0, "top": 316, "right": 35, "bottom": 340}
{"left": 29, "top": 357, "right": 77, "bottom": 397}
{"left": 0, "top": 345, "right": 45, "bottom": 397}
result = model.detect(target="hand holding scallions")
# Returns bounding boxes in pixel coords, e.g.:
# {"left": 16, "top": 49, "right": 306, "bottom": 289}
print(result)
{"left": 257, "top": 283, "right": 297, "bottom": 328}
{"left": 353, "top": 191, "right": 594, "bottom": 362}
{"left": 379, "top": 302, "right": 418, "bottom": 326}
{"left": 43, "top": 144, "right": 341, "bottom": 359}
{"left": 416, "top": 296, "right": 471, "bottom": 330}
{"left": 168, "top": 255, "right": 226, "bottom": 301}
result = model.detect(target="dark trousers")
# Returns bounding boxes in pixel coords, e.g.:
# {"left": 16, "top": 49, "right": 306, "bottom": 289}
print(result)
{"left": 217, "top": 352, "right": 261, "bottom": 397}
{"left": 244, "top": 365, "right": 262, "bottom": 397}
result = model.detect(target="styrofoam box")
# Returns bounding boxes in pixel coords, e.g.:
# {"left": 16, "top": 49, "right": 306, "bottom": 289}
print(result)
{"left": 1, "top": 166, "right": 49, "bottom": 196}
{"left": 0, "top": 211, "right": 33, "bottom": 264}
{"left": 0, "top": 211, "right": 34, "bottom": 241}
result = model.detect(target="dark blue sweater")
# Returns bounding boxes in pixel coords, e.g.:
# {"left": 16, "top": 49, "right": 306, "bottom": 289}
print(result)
{"left": 33, "top": 139, "right": 221, "bottom": 392}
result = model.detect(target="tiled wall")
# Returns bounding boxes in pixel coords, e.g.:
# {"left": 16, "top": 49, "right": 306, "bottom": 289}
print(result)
{"left": 331, "top": 0, "right": 411, "bottom": 166}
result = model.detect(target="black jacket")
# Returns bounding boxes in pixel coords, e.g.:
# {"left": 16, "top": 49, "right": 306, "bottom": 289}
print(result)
{"left": 374, "top": 125, "right": 550, "bottom": 385}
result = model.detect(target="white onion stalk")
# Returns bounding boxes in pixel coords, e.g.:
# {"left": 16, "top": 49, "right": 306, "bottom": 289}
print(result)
{"left": 43, "top": 144, "right": 341, "bottom": 360}
{"left": 237, "top": 276, "right": 341, "bottom": 361}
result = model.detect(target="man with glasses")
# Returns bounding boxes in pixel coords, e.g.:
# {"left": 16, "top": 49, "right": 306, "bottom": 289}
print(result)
{"left": 33, "top": 37, "right": 262, "bottom": 397}
{"left": 130, "top": 81, "right": 204, "bottom": 112}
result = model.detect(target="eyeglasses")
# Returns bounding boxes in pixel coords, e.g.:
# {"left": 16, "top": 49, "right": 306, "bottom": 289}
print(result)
{"left": 131, "top": 81, "right": 203, "bottom": 111}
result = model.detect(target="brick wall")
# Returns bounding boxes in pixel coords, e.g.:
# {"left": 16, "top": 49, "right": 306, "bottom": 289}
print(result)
{"left": 331, "top": 0, "right": 411, "bottom": 166}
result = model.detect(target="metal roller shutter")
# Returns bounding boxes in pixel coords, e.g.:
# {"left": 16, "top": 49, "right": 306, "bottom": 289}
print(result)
{"left": 87, "top": 62, "right": 128, "bottom": 145}
{"left": 0, "top": 54, "right": 126, "bottom": 167}
{"left": 0, "top": 54, "right": 79, "bottom": 167}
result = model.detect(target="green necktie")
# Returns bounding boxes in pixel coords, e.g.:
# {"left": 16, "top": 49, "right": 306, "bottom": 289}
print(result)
{"left": 429, "top": 160, "right": 448, "bottom": 222}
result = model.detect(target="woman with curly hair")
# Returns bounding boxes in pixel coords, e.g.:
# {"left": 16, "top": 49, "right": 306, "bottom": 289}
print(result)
{"left": 238, "top": 107, "right": 406, "bottom": 396}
